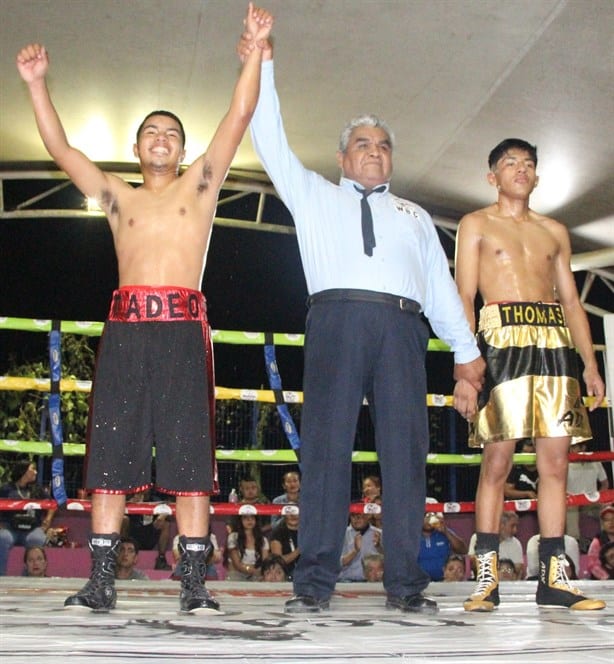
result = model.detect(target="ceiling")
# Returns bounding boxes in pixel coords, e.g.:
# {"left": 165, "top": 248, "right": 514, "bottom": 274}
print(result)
{"left": 1, "top": 0, "right": 613, "bottom": 257}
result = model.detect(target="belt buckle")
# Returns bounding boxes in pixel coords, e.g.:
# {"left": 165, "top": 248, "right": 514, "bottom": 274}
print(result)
{"left": 399, "top": 298, "right": 407, "bottom": 310}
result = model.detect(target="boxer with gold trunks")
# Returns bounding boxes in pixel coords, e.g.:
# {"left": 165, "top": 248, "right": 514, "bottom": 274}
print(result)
{"left": 469, "top": 301, "right": 591, "bottom": 448}
{"left": 455, "top": 138, "right": 605, "bottom": 613}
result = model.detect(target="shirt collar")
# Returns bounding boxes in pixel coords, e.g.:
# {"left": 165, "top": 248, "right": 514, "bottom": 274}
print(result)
{"left": 340, "top": 177, "right": 390, "bottom": 196}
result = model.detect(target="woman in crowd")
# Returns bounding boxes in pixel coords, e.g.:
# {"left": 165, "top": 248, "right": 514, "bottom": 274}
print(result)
{"left": 23, "top": 545, "right": 48, "bottom": 577}
{"left": 225, "top": 514, "right": 270, "bottom": 580}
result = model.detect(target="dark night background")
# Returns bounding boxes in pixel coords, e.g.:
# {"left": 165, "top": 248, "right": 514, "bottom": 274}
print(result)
{"left": 0, "top": 176, "right": 610, "bottom": 499}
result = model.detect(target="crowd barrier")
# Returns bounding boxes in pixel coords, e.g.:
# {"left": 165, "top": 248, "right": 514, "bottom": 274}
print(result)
{"left": 1, "top": 315, "right": 613, "bottom": 578}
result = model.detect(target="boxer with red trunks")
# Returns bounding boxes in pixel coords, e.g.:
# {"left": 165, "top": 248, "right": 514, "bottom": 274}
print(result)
{"left": 16, "top": 3, "right": 275, "bottom": 614}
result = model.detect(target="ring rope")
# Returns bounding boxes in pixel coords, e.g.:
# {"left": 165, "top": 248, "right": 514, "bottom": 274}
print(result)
{"left": 0, "top": 377, "right": 608, "bottom": 411}
{"left": 1, "top": 488, "right": 613, "bottom": 517}
{"left": 0, "top": 315, "right": 452, "bottom": 351}
{"left": 0, "top": 438, "right": 612, "bottom": 466}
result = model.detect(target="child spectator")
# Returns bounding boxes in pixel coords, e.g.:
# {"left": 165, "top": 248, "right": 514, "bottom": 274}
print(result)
{"left": 443, "top": 554, "right": 466, "bottom": 582}
{"left": 587, "top": 504, "right": 614, "bottom": 580}
{"left": 261, "top": 555, "right": 290, "bottom": 582}
{"left": 597, "top": 541, "right": 614, "bottom": 580}
{"left": 23, "top": 545, "right": 48, "bottom": 577}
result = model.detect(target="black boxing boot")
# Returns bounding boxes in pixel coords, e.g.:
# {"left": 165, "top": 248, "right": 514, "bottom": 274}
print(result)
{"left": 64, "top": 533, "right": 119, "bottom": 612}
{"left": 178, "top": 535, "right": 221, "bottom": 614}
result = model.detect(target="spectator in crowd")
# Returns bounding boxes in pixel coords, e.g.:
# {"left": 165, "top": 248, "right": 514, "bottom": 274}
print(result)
{"left": 225, "top": 514, "right": 270, "bottom": 580}
{"left": 469, "top": 511, "right": 525, "bottom": 579}
{"left": 597, "top": 541, "right": 614, "bottom": 580}
{"left": 23, "top": 545, "right": 48, "bottom": 578}
{"left": 338, "top": 512, "right": 383, "bottom": 582}
{"left": 565, "top": 441, "right": 609, "bottom": 544}
{"left": 442, "top": 554, "right": 466, "bottom": 582}
{"left": 232, "top": 476, "right": 272, "bottom": 534}
{"left": 497, "top": 557, "right": 519, "bottom": 581}
{"left": 271, "top": 471, "right": 300, "bottom": 529}
{"left": 238, "top": 476, "right": 270, "bottom": 506}
{"left": 270, "top": 506, "right": 300, "bottom": 579}
{"left": 261, "top": 554, "right": 290, "bottom": 582}
{"left": 115, "top": 538, "right": 149, "bottom": 580}
{"left": 366, "top": 495, "right": 383, "bottom": 530}
{"left": 504, "top": 439, "right": 539, "bottom": 500}
{"left": 525, "top": 533, "right": 580, "bottom": 581}
{"left": 0, "top": 458, "right": 58, "bottom": 576}
{"left": 121, "top": 489, "right": 172, "bottom": 570}
{"left": 418, "top": 508, "right": 467, "bottom": 581}
{"left": 586, "top": 504, "right": 614, "bottom": 580}
{"left": 362, "top": 475, "right": 382, "bottom": 502}
{"left": 362, "top": 553, "right": 385, "bottom": 583}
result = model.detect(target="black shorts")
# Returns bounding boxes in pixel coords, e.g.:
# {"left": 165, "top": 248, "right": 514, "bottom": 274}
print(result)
{"left": 84, "top": 286, "right": 218, "bottom": 496}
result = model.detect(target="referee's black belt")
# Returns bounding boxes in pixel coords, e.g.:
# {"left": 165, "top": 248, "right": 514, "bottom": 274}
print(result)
{"left": 307, "top": 289, "right": 421, "bottom": 313}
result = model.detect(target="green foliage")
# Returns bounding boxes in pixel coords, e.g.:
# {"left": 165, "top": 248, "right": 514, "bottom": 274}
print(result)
{"left": 0, "top": 335, "right": 96, "bottom": 483}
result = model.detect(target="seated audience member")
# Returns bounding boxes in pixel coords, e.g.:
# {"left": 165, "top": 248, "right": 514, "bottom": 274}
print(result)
{"left": 525, "top": 533, "right": 580, "bottom": 581}
{"left": 270, "top": 506, "right": 300, "bottom": 579}
{"left": 587, "top": 504, "right": 614, "bottom": 580}
{"left": 504, "top": 439, "right": 538, "bottom": 500}
{"left": 239, "top": 476, "right": 271, "bottom": 507}
{"left": 115, "top": 537, "right": 149, "bottom": 580}
{"left": 497, "top": 557, "right": 519, "bottom": 581}
{"left": 225, "top": 514, "right": 270, "bottom": 580}
{"left": 597, "top": 541, "right": 614, "bottom": 580}
{"left": 121, "top": 489, "right": 172, "bottom": 570}
{"left": 443, "top": 554, "right": 466, "bottom": 582}
{"left": 0, "top": 458, "right": 58, "bottom": 576}
{"left": 171, "top": 529, "right": 221, "bottom": 581}
{"left": 361, "top": 475, "right": 382, "bottom": 502}
{"left": 368, "top": 495, "right": 383, "bottom": 530}
{"left": 271, "top": 470, "right": 300, "bottom": 529}
{"left": 228, "top": 476, "right": 272, "bottom": 535}
{"left": 565, "top": 441, "right": 609, "bottom": 543}
{"left": 469, "top": 511, "right": 525, "bottom": 579}
{"left": 419, "top": 507, "right": 467, "bottom": 582}
{"left": 23, "top": 545, "right": 48, "bottom": 577}
{"left": 261, "top": 555, "right": 290, "bottom": 582}
{"left": 338, "top": 512, "right": 383, "bottom": 582}
{"left": 362, "top": 553, "right": 384, "bottom": 582}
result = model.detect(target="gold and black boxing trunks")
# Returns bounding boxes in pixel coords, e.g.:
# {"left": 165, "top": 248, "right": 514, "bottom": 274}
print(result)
{"left": 469, "top": 302, "right": 592, "bottom": 447}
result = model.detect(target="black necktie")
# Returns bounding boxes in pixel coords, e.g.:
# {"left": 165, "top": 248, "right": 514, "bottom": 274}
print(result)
{"left": 355, "top": 185, "right": 386, "bottom": 257}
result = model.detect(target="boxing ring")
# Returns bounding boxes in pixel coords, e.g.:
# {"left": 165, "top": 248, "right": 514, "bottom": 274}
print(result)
{"left": 1, "top": 316, "right": 613, "bottom": 662}
{"left": 1, "top": 577, "right": 613, "bottom": 662}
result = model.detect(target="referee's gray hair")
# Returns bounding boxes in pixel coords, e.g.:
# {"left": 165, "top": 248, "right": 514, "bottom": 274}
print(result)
{"left": 338, "top": 115, "right": 395, "bottom": 153}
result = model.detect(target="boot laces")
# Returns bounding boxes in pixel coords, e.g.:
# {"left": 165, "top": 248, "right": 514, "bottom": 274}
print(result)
{"left": 551, "top": 554, "right": 579, "bottom": 593}
{"left": 473, "top": 551, "right": 496, "bottom": 596}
